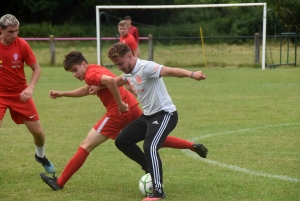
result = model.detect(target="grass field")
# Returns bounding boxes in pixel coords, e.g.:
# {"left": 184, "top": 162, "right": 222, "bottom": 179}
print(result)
{"left": 27, "top": 40, "right": 300, "bottom": 68}
{"left": 0, "top": 66, "right": 300, "bottom": 201}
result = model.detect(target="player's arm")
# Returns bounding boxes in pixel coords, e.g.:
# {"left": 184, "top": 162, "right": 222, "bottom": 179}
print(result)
{"left": 100, "top": 75, "right": 128, "bottom": 112}
{"left": 20, "top": 62, "right": 41, "bottom": 102}
{"left": 132, "top": 48, "right": 140, "bottom": 58}
{"left": 124, "top": 83, "right": 137, "bottom": 98}
{"left": 160, "top": 66, "right": 206, "bottom": 81}
{"left": 49, "top": 85, "right": 90, "bottom": 99}
{"left": 134, "top": 28, "right": 139, "bottom": 44}
{"left": 89, "top": 75, "right": 127, "bottom": 94}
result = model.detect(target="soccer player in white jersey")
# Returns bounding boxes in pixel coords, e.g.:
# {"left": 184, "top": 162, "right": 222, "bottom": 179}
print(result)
{"left": 96, "top": 42, "right": 206, "bottom": 201}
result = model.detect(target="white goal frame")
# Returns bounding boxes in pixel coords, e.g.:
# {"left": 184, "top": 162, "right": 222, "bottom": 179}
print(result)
{"left": 96, "top": 3, "right": 267, "bottom": 70}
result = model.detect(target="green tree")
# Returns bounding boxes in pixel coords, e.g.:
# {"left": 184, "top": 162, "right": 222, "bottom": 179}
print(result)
{"left": 268, "top": 0, "right": 300, "bottom": 33}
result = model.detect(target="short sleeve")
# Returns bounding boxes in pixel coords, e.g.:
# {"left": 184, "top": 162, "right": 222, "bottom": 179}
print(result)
{"left": 142, "top": 62, "right": 163, "bottom": 79}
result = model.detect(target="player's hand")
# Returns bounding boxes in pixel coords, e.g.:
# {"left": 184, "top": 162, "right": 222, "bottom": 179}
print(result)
{"left": 192, "top": 71, "right": 206, "bottom": 81}
{"left": 19, "top": 86, "right": 34, "bottom": 102}
{"left": 89, "top": 85, "right": 105, "bottom": 95}
{"left": 49, "top": 90, "right": 63, "bottom": 99}
{"left": 118, "top": 101, "right": 129, "bottom": 114}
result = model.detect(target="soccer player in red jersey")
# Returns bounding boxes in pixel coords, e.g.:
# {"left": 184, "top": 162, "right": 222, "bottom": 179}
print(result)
{"left": 39, "top": 51, "right": 207, "bottom": 191}
{"left": 124, "top": 16, "right": 140, "bottom": 45}
{"left": 118, "top": 20, "right": 140, "bottom": 58}
{"left": 0, "top": 14, "right": 55, "bottom": 174}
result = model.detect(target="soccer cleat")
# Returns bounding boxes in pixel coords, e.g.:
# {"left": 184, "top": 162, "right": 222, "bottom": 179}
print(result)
{"left": 192, "top": 143, "right": 208, "bottom": 158}
{"left": 142, "top": 190, "right": 166, "bottom": 201}
{"left": 40, "top": 173, "right": 63, "bottom": 191}
{"left": 35, "top": 154, "right": 56, "bottom": 174}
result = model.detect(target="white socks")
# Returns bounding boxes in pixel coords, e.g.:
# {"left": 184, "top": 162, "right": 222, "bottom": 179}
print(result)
{"left": 35, "top": 145, "right": 45, "bottom": 158}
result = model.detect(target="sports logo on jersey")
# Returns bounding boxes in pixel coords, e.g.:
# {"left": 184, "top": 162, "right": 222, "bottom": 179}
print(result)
{"left": 136, "top": 75, "right": 142, "bottom": 84}
{"left": 13, "top": 54, "right": 19, "bottom": 61}
{"left": 153, "top": 65, "right": 160, "bottom": 72}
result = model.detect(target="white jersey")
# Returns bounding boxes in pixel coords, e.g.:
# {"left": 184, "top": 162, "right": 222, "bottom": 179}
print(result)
{"left": 123, "top": 59, "right": 176, "bottom": 116}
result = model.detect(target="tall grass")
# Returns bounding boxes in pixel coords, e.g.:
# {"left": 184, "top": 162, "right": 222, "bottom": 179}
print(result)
{"left": 0, "top": 66, "right": 299, "bottom": 201}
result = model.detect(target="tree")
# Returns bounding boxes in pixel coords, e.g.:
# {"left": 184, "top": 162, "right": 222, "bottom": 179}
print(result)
{"left": 268, "top": 0, "right": 300, "bottom": 33}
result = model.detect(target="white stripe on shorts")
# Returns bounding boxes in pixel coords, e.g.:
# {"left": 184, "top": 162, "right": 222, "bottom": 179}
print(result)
{"left": 96, "top": 117, "right": 110, "bottom": 133}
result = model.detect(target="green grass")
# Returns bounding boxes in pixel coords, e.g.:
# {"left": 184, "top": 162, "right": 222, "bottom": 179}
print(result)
{"left": 0, "top": 67, "right": 300, "bottom": 201}
{"left": 27, "top": 41, "right": 300, "bottom": 68}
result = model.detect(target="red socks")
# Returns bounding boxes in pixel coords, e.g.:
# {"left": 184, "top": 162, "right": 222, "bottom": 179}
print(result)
{"left": 162, "top": 136, "right": 194, "bottom": 151}
{"left": 57, "top": 146, "right": 89, "bottom": 187}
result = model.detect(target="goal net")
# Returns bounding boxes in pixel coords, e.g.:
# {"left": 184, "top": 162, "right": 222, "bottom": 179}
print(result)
{"left": 96, "top": 4, "right": 267, "bottom": 69}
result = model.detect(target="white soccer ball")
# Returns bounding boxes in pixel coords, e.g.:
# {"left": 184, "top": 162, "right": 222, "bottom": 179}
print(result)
{"left": 138, "top": 173, "right": 153, "bottom": 196}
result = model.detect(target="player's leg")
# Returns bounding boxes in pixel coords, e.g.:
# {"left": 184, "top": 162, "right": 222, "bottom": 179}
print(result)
{"left": 115, "top": 115, "right": 149, "bottom": 172}
{"left": 57, "top": 128, "right": 109, "bottom": 186}
{"left": 24, "top": 119, "right": 56, "bottom": 174}
{"left": 0, "top": 96, "right": 8, "bottom": 128}
{"left": 142, "top": 111, "right": 178, "bottom": 201}
{"left": 7, "top": 96, "right": 56, "bottom": 174}
{"left": 39, "top": 110, "right": 132, "bottom": 190}
{"left": 24, "top": 120, "right": 44, "bottom": 147}
{"left": 162, "top": 135, "right": 208, "bottom": 158}
{"left": 40, "top": 128, "right": 109, "bottom": 190}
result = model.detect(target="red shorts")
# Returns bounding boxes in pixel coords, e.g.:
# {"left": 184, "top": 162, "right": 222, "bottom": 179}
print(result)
{"left": 93, "top": 104, "right": 142, "bottom": 139}
{"left": 0, "top": 95, "right": 39, "bottom": 124}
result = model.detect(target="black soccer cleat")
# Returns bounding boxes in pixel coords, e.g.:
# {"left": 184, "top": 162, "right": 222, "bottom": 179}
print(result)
{"left": 40, "top": 173, "right": 63, "bottom": 191}
{"left": 192, "top": 143, "right": 208, "bottom": 158}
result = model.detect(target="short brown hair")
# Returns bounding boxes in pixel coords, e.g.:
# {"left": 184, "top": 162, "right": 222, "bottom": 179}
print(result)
{"left": 124, "top": 16, "right": 131, "bottom": 20}
{"left": 107, "top": 42, "right": 131, "bottom": 60}
{"left": 63, "top": 51, "right": 88, "bottom": 71}
{"left": 118, "top": 20, "right": 128, "bottom": 27}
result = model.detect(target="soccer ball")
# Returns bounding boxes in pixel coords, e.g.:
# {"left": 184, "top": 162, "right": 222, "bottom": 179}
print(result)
{"left": 138, "top": 173, "right": 153, "bottom": 196}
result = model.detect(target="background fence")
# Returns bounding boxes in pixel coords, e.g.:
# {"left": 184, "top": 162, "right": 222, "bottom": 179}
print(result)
{"left": 25, "top": 34, "right": 299, "bottom": 68}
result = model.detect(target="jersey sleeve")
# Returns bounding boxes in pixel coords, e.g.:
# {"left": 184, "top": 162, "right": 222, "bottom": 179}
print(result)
{"left": 127, "top": 38, "right": 138, "bottom": 51}
{"left": 133, "top": 27, "right": 139, "bottom": 44}
{"left": 143, "top": 62, "right": 163, "bottom": 79}
{"left": 85, "top": 70, "right": 103, "bottom": 86}
{"left": 21, "top": 39, "right": 36, "bottom": 66}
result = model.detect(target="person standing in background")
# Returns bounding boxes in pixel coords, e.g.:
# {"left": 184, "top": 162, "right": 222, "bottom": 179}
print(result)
{"left": 118, "top": 20, "right": 140, "bottom": 58}
{"left": 124, "top": 16, "right": 139, "bottom": 46}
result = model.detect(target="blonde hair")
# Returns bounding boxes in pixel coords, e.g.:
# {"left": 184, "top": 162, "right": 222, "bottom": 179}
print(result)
{"left": 107, "top": 42, "right": 131, "bottom": 60}
{"left": 0, "top": 14, "right": 19, "bottom": 29}
{"left": 118, "top": 20, "right": 128, "bottom": 27}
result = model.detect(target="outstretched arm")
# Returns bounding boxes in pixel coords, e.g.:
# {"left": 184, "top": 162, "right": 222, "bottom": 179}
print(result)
{"left": 160, "top": 66, "right": 206, "bottom": 81}
{"left": 49, "top": 85, "right": 90, "bottom": 99}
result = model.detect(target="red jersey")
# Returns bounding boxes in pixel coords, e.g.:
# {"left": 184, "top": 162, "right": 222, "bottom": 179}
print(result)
{"left": 0, "top": 37, "right": 36, "bottom": 95}
{"left": 128, "top": 26, "right": 139, "bottom": 44}
{"left": 84, "top": 64, "right": 139, "bottom": 112}
{"left": 120, "top": 33, "right": 138, "bottom": 51}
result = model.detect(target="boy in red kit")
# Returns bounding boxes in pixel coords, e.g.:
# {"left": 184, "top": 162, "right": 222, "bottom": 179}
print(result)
{"left": 39, "top": 51, "right": 207, "bottom": 191}
{"left": 118, "top": 20, "right": 140, "bottom": 58}
{"left": 124, "top": 16, "right": 139, "bottom": 46}
{"left": 0, "top": 14, "right": 55, "bottom": 174}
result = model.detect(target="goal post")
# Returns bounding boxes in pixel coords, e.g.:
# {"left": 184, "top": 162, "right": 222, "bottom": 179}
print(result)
{"left": 96, "top": 3, "right": 267, "bottom": 70}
